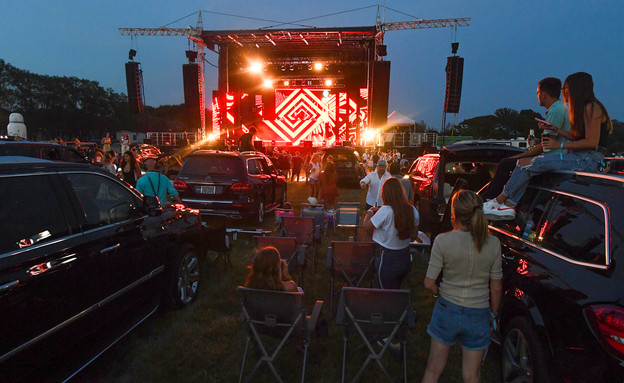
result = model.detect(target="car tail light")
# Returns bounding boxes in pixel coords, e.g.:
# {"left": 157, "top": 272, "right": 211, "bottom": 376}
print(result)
{"left": 173, "top": 180, "right": 187, "bottom": 190}
{"left": 584, "top": 304, "right": 624, "bottom": 358}
{"left": 231, "top": 182, "right": 252, "bottom": 193}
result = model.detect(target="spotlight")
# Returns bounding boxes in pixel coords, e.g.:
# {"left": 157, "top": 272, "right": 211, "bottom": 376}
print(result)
{"left": 207, "top": 133, "right": 217, "bottom": 141}
{"left": 363, "top": 130, "right": 375, "bottom": 141}
{"left": 325, "top": 79, "right": 333, "bottom": 86}
{"left": 307, "top": 64, "right": 312, "bottom": 71}
{"left": 185, "top": 50, "right": 197, "bottom": 63}
{"left": 325, "top": 64, "right": 330, "bottom": 71}
{"left": 314, "top": 62, "right": 323, "bottom": 71}
{"left": 289, "top": 64, "right": 294, "bottom": 71}
{"left": 283, "top": 80, "right": 290, "bottom": 86}
{"left": 128, "top": 49, "right": 137, "bottom": 60}
{"left": 281, "top": 65, "right": 286, "bottom": 71}
{"left": 249, "top": 61, "right": 263, "bottom": 74}
{"left": 263, "top": 79, "right": 274, "bottom": 88}
{"left": 451, "top": 42, "right": 459, "bottom": 54}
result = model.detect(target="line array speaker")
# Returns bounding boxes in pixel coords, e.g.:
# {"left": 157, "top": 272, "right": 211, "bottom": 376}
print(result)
{"left": 183, "top": 63, "right": 201, "bottom": 131}
{"left": 444, "top": 56, "right": 464, "bottom": 114}
{"left": 125, "top": 62, "right": 144, "bottom": 114}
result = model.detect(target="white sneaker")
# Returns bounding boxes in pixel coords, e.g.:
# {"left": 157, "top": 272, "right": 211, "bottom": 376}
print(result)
{"left": 483, "top": 200, "right": 516, "bottom": 220}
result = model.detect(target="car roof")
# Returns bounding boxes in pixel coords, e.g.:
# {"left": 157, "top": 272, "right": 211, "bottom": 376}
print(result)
{"left": 0, "top": 141, "right": 66, "bottom": 147}
{"left": 0, "top": 157, "right": 106, "bottom": 175}
{"left": 443, "top": 141, "right": 525, "bottom": 153}
{"left": 0, "top": 156, "right": 51, "bottom": 164}
{"left": 188, "top": 149, "right": 265, "bottom": 158}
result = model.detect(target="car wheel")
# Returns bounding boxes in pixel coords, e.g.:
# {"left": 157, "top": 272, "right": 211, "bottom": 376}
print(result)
{"left": 168, "top": 245, "right": 200, "bottom": 309}
{"left": 502, "top": 316, "right": 550, "bottom": 383}
{"left": 257, "top": 201, "right": 265, "bottom": 224}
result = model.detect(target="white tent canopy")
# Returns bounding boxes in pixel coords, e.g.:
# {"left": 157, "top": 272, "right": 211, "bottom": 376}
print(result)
{"left": 387, "top": 110, "right": 415, "bottom": 127}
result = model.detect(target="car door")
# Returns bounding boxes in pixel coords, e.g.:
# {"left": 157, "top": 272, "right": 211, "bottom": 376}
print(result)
{"left": 0, "top": 173, "right": 100, "bottom": 379}
{"left": 61, "top": 172, "right": 164, "bottom": 320}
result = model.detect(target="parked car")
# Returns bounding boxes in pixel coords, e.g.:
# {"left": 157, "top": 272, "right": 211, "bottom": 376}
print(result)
{"left": 408, "top": 142, "right": 524, "bottom": 236}
{"left": 0, "top": 157, "right": 204, "bottom": 382}
{"left": 604, "top": 157, "right": 624, "bottom": 175}
{"left": 174, "top": 150, "right": 287, "bottom": 223}
{"left": 320, "top": 146, "right": 366, "bottom": 186}
{"left": 0, "top": 140, "right": 90, "bottom": 163}
{"left": 488, "top": 170, "right": 624, "bottom": 382}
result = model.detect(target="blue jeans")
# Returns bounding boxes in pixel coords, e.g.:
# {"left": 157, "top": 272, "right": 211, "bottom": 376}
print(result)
{"left": 377, "top": 246, "right": 411, "bottom": 289}
{"left": 427, "top": 296, "right": 490, "bottom": 350}
{"left": 503, "top": 150, "right": 603, "bottom": 206}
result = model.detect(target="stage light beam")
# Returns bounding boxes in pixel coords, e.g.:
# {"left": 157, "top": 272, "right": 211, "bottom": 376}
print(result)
{"left": 313, "top": 62, "right": 323, "bottom": 71}
{"left": 325, "top": 79, "right": 333, "bottom": 86}
{"left": 263, "top": 79, "right": 274, "bottom": 88}
{"left": 249, "top": 61, "right": 263, "bottom": 74}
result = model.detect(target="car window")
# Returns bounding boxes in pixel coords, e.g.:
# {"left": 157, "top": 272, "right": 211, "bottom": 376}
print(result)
{"left": 62, "top": 148, "right": 86, "bottom": 162}
{"left": 179, "top": 156, "right": 242, "bottom": 176}
{"left": 258, "top": 158, "right": 272, "bottom": 175}
{"left": 263, "top": 158, "right": 278, "bottom": 175}
{"left": 494, "top": 187, "right": 552, "bottom": 238}
{"left": 415, "top": 158, "right": 437, "bottom": 178}
{"left": 539, "top": 194, "right": 607, "bottom": 265}
{"left": 247, "top": 159, "right": 261, "bottom": 175}
{"left": 66, "top": 174, "right": 140, "bottom": 230}
{"left": 0, "top": 175, "right": 70, "bottom": 254}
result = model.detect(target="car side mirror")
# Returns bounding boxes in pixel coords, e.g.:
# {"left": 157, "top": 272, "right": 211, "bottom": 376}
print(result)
{"left": 142, "top": 195, "right": 162, "bottom": 217}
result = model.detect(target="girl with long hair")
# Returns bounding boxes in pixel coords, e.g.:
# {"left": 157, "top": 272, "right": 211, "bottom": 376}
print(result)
{"left": 308, "top": 154, "right": 321, "bottom": 199}
{"left": 362, "top": 177, "right": 419, "bottom": 289}
{"left": 422, "top": 190, "right": 502, "bottom": 383}
{"left": 484, "top": 72, "right": 612, "bottom": 220}
{"left": 245, "top": 247, "right": 298, "bottom": 292}
{"left": 119, "top": 150, "right": 141, "bottom": 188}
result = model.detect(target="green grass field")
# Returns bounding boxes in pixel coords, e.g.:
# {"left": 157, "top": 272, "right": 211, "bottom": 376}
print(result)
{"left": 74, "top": 179, "right": 502, "bottom": 382}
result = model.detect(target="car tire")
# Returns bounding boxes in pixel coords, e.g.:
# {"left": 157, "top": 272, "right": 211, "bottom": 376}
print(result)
{"left": 501, "top": 316, "right": 550, "bottom": 383}
{"left": 167, "top": 245, "right": 200, "bottom": 309}
{"left": 257, "top": 201, "right": 265, "bottom": 224}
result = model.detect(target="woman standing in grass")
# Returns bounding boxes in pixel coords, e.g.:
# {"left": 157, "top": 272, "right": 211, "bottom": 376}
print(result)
{"left": 308, "top": 153, "right": 321, "bottom": 199}
{"left": 422, "top": 190, "right": 502, "bottom": 383}
{"left": 319, "top": 161, "right": 339, "bottom": 212}
{"left": 245, "top": 247, "right": 298, "bottom": 292}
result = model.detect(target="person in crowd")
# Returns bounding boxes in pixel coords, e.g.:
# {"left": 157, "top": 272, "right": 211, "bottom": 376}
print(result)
{"left": 360, "top": 158, "right": 391, "bottom": 210}
{"left": 130, "top": 145, "right": 141, "bottom": 163}
{"left": 319, "top": 161, "right": 339, "bottom": 212}
{"left": 164, "top": 155, "right": 183, "bottom": 179}
{"left": 483, "top": 72, "right": 612, "bottom": 220}
{"left": 237, "top": 126, "right": 257, "bottom": 152}
{"left": 309, "top": 153, "right": 322, "bottom": 199}
{"left": 102, "top": 152, "right": 117, "bottom": 175}
{"left": 482, "top": 77, "right": 571, "bottom": 201}
{"left": 108, "top": 149, "right": 118, "bottom": 167}
{"left": 120, "top": 132, "right": 130, "bottom": 154}
{"left": 362, "top": 149, "right": 371, "bottom": 172}
{"left": 303, "top": 153, "right": 312, "bottom": 184}
{"left": 93, "top": 150, "right": 104, "bottom": 164}
{"left": 372, "top": 150, "right": 380, "bottom": 171}
{"left": 291, "top": 151, "right": 304, "bottom": 183}
{"left": 119, "top": 150, "right": 141, "bottom": 188}
{"left": 362, "top": 177, "right": 419, "bottom": 290}
{"left": 422, "top": 190, "right": 502, "bottom": 383}
{"left": 389, "top": 162, "right": 413, "bottom": 205}
{"left": 135, "top": 157, "right": 181, "bottom": 204}
{"left": 245, "top": 246, "right": 298, "bottom": 292}
{"left": 400, "top": 159, "right": 410, "bottom": 175}
{"left": 101, "top": 132, "right": 111, "bottom": 153}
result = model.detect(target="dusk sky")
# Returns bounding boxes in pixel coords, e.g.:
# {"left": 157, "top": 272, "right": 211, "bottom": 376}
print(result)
{"left": 1, "top": 0, "right": 622, "bottom": 130}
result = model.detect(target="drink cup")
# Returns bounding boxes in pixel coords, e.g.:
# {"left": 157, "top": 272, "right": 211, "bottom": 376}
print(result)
{"left": 542, "top": 132, "right": 552, "bottom": 152}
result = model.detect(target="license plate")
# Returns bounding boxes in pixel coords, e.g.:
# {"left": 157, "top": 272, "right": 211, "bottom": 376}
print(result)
{"left": 200, "top": 186, "right": 216, "bottom": 194}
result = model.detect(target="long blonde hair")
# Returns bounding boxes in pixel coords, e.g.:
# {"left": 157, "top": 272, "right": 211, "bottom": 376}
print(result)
{"left": 451, "top": 190, "right": 488, "bottom": 252}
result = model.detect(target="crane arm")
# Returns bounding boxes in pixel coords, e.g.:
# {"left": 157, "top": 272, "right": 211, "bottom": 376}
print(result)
{"left": 118, "top": 27, "right": 201, "bottom": 37}
{"left": 381, "top": 17, "right": 470, "bottom": 31}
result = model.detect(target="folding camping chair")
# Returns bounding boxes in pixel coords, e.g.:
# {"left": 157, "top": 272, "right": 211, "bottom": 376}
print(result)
{"left": 325, "top": 241, "right": 377, "bottom": 316}
{"left": 281, "top": 216, "right": 320, "bottom": 273}
{"left": 274, "top": 207, "right": 295, "bottom": 230}
{"left": 255, "top": 236, "right": 307, "bottom": 287}
{"left": 202, "top": 226, "right": 231, "bottom": 271}
{"left": 335, "top": 287, "right": 416, "bottom": 383}
{"left": 237, "top": 287, "right": 323, "bottom": 383}
{"left": 334, "top": 202, "right": 361, "bottom": 239}
{"left": 300, "top": 203, "right": 327, "bottom": 235}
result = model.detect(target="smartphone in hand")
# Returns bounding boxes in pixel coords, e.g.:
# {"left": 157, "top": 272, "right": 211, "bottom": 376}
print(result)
{"left": 535, "top": 118, "right": 553, "bottom": 126}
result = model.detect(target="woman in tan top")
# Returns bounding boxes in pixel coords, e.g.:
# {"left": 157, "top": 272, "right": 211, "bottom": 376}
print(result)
{"left": 422, "top": 190, "right": 502, "bottom": 383}
{"left": 245, "top": 247, "right": 298, "bottom": 292}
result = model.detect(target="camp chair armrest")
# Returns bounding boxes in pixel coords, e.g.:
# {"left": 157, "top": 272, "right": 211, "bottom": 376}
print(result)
{"left": 325, "top": 246, "right": 333, "bottom": 269}
{"left": 236, "top": 312, "right": 246, "bottom": 323}
{"left": 297, "top": 245, "right": 307, "bottom": 266}
{"left": 306, "top": 300, "right": 324, "bottom": 333}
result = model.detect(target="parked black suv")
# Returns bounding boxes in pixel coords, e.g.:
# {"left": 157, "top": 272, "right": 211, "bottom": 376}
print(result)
{"left": 0, "top": 140, "right": 90, "bottom": 163}
{"left": 488, "top": 170, "right": 624, "bottom": 382}
{"left": 320, "top": 146, "right": 365, "bottom": 185}
{"left": 174, "top": 150, "right": 287, "bottom": 223}
{"left": 0, "top": 157, "right": 204, "bottom": 382}
{"left": 408, "top": 142, "right": 523, "bottom": 236}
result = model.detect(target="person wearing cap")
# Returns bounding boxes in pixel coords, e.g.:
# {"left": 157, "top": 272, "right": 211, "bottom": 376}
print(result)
{"left": 360, "top": 158, "right": 391, "bottom": 210}
{"left": 389, "top": 162, "right": 413, "bottom": 205}
{"left": 135, "top": 158, "right": 181, "bottom": 204}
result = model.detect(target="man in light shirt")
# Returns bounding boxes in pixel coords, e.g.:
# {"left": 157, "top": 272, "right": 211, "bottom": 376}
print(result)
{"left": 360, "top": 159, "right": 391, "bottom": 210}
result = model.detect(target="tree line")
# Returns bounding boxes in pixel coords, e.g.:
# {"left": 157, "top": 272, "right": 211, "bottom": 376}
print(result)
{"left": 0, "top": 59, "right": 207, "bottom": 141}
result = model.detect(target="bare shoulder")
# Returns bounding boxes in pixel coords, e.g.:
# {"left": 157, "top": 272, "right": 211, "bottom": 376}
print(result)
{"left": 283, "top": 280, "right": 298, "bottom": 292}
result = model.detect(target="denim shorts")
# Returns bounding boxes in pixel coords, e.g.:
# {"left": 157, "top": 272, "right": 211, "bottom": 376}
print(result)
{"left": 427, "top": 296, "right": 491, "bottom": 350}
